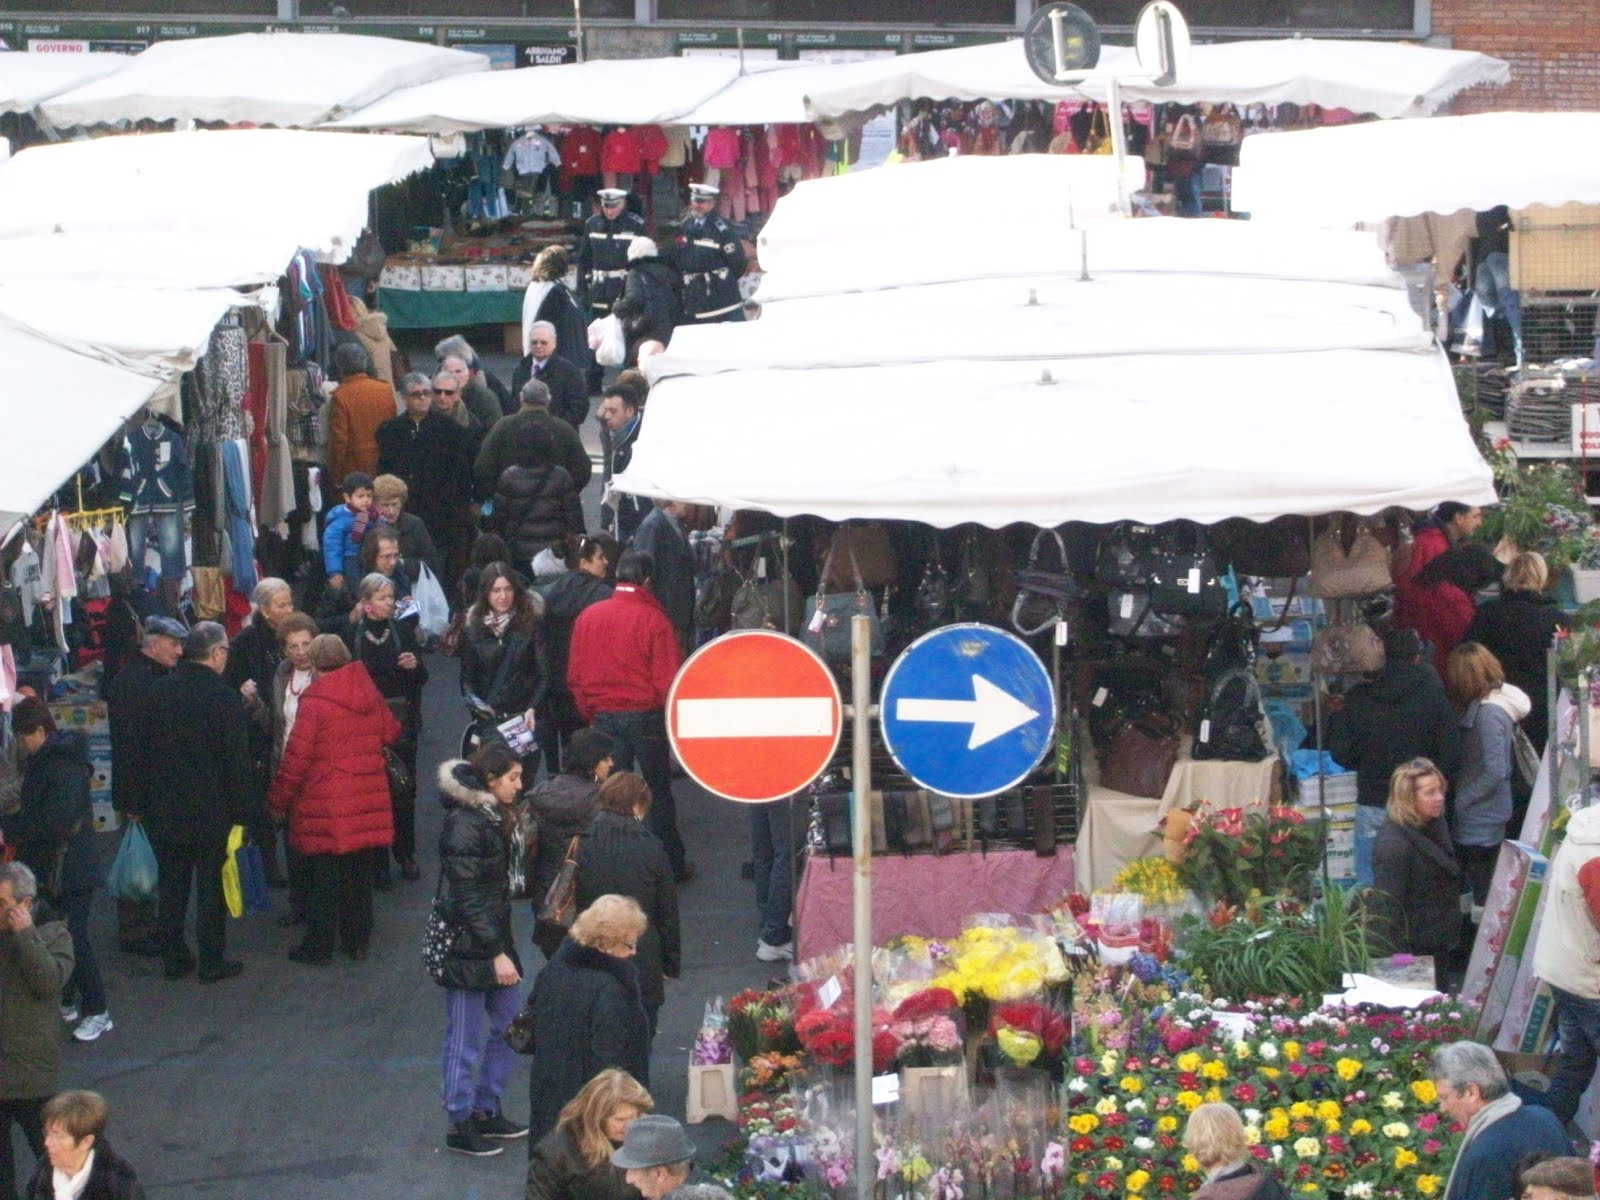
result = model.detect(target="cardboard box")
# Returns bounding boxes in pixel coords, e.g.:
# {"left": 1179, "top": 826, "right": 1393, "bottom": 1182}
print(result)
{"left": 1467, "top": 843, "right": 1548, "bottom": 1039}
{"left": 1255, "top": 650, "right": 1312, "bottom": 687}
{"left": 507, "top": 265, "right": 533, "bottom": 290}
{"left": 47, "top": 701, "right": 118, "bottom": 832}
{"left": 421, "top": 264, "right": 466, "bottom": 292}
{"left": 378, "top": 263, "right": 421, "bottom": 291}
{"left": 464, "top": 264, "right": 509, "bottom": 292}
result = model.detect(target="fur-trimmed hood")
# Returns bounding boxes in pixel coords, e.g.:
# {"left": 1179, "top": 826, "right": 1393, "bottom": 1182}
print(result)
{"left": 438, "top": 759, "right": 497, "bottom": 813}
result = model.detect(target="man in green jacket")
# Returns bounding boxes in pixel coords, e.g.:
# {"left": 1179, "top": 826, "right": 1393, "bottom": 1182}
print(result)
{"left": 0, "top": 860, "right": 75, "bottom": 1198}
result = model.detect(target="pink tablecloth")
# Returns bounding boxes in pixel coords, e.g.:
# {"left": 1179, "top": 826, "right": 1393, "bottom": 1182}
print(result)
{"left": 794, "top": 849, "right": 1076, "bottom": 961}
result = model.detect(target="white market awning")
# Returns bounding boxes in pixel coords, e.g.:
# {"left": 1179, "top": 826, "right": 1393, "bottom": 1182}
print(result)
{"left": 327, "top": 56, "right": 797, "bottom": 132}
{"left": 0, "top": 51, "right": 128, "bottom": 115}
{"left": 36, "top": 31, "right": 486, "bottom": 128}
{"left": 0, "top": 316, "right": 167, "bottom": 544}
{"left": 801, "top": 37, "right": 1508, "bottom": 121}
{"left": 614, "top": 159, "right": 1493, "bottom": 528}
{"left": 1233, "top": 112, "right": 1600, "bottom": 226}
{"left": 0, "top": 128, "right": 433, "bottom": 262}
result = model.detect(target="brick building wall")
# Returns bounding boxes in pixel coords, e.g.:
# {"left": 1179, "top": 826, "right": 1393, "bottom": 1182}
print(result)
{"left": 1431, "top": 0, "right": 1600, "bottom": 112}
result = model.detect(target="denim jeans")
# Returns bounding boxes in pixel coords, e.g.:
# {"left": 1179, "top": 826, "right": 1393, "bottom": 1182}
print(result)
{"left": 59, "top": 888, "right": 107, "bottom": 1016}
{"left": 751, "top": 799, "right": 802, "bottom": 947}
{"left": 1474, "top": 251, "right": 1524, "bottom": 363}
{"left": 1544, "top": 985, "right": 1600, "bottom": 1125}
{"left": 1354, "top": 804, "right": 1387, "bottom": 888}
{"left": 441, "top": 984, "right": 521, "bottom": 1124}
{"left": 127, "top": 511, "right": 188, "bottom": 582}
{"left": 592, "top": 709, "right": 685, "bottom": 876}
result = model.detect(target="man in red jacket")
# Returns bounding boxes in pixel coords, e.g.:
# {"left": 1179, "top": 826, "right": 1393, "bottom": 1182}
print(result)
{"left": 567, "top": 550, "right": 692, "bottom": 882}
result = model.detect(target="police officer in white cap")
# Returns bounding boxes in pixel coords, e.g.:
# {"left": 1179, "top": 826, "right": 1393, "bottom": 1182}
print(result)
{"left": 576, "top": 187, "right": 647, "bottom": 322}
{"left": 671, "top": 182, "right": 746, "bottom": 324}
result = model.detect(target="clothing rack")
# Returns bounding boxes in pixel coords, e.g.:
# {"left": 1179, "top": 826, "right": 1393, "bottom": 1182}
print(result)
{"left": 64, "top": 507, "right": 123, "bottom": 534}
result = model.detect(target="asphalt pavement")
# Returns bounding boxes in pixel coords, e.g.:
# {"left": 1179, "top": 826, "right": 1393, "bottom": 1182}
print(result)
{"left": 38, "top": 650, "right": 774, "bottom": 1199}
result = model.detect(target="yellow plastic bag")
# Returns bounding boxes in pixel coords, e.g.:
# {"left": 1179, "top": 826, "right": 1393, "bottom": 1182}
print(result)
{"left": 221, "top": 825, "right": 245, "bottom": 919}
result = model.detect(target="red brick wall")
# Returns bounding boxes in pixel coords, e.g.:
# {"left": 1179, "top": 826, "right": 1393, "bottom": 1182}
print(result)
{"left": 1431, "top": 0, "right": 1600, "bottom": 112}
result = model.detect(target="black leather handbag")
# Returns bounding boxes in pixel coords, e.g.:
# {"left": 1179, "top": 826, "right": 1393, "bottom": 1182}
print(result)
{"left": 1147, "top": 526, "right": 1227, "bottom": 617}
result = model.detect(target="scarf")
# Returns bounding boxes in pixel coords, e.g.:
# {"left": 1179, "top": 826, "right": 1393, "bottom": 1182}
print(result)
{"left": 1443, "top": 1091, "right": 1522, "bottom": 1200}
{"left": 484, "top": 610, "right": 512, "bottom": 638}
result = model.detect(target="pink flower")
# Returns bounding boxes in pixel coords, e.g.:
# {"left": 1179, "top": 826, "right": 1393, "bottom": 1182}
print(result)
{"left": 1417, "top": 1113, "right": 1439, "bottom": 1131}
{"left": 1423, "top": 1139, "right": 1442, "bottom": 1155}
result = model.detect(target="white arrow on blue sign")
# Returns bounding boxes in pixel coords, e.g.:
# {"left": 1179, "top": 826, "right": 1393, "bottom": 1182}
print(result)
{"left": 878, "top": 623, "right": 1057, "bottom": 799}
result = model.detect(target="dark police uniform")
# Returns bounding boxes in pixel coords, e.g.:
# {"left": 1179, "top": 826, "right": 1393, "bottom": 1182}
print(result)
{"left": 576, "top": 208, "right": 647, "bottom": 317}
{"left": 672, "top": 211, "right": 747, "bottom": 323}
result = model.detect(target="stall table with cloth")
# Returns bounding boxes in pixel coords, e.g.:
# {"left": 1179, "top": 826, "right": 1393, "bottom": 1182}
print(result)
{"left": 794, "top": 849, "right": 1075, "bottom": 961}
{"left": 1075, "top": 745, "right": 1282, "bottom": 892}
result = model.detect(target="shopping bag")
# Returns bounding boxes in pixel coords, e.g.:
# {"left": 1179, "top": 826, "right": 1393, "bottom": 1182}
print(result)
{"left": 413, "top": 563, "right": 450, "bottom": 641}
{"left": 106, "top": 823, "right": 159, "bottom": 901}
{"left": 589, "top": 315, "right": 626, "bottom": 368}
{"left": 221, "top": 825, "right": 245, "bottom": 919}
{"left": 238, "top": 841, "right": 272, "bottom": 915}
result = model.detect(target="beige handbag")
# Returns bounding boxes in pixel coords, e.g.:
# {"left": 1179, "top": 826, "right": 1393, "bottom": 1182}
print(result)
{"left": 1309, "top": 621, "right": 1385, "bottom": 677}
{"left": 1308, "top": 519, "right": 1393, "bottom": 599}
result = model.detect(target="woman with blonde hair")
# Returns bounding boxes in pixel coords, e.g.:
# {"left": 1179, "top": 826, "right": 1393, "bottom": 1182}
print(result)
{"left": 1370, "top": 757, "right": 1467, "bottom": 991}
{"left": 1447, "top": 641, "right": 1530, "bottom": 903}
{"left": 524, "top": 894, "right": 652, "bottom": 1144}
{"left": 526, "top": 1069, "right": 652, "bottom": 1200}
{"left": 1182, "top": 1103, "right": 1285, "bottom": 1200}
{"left": 1463, "top": 550, "right": 1565, "bottom": 753}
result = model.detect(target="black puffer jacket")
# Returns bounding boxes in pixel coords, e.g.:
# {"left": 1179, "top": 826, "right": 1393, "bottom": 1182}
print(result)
{"left": 1326, "top": 661, "right": 1462, "bottom": 808}
{"left": 613, "top": 259, "right": 682, "bottom": 361}
{"left": 1370, "top": 816, "right": 1465, "bottom": 958}
{"left": 2, "top": 731, "right": 101, "bottom": 899}
{"left": 25, "top": 1139, "right": 146, "bottom": 1200}
{"left": 576, "top": 810, "right": 680, "bottom": 1009}
{"left": 490, "top": 465, "right": 585, "bottom": 567}
{"left": 1462, "top": 588, "right": 1566, "bottom": 750}
{"left": 525, "top": 1125, "right": 638, "bottom": 1200}
{"left": 459, "top": 607, "right": 546, "bottom": 717}
{"left": 527, "top": 772, "right": 600, "bottom": 902}
{"left": 435, "top": 760, "right": 521, "bottom": 991}
{"left": 525, "top": 937, "right": 650, "bottom": 1143}
{"left": 537, "top": 571, "right": 615, "bottom": 728}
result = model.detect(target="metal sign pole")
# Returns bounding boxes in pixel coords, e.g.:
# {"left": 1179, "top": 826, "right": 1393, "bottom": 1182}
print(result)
{"left": 850, "top": 614, "right": 875, "bottom": 1200}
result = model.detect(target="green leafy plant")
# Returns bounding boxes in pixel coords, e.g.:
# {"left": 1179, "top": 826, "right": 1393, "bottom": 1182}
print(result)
{"left": 1172, "top": 805, "right": 1325, "bottom": 907}
{"left": 1479, "top": 440, "right": 1598, "bottom": 573}
{"left": 1175, "top": 890, "right": 1371, "bottom": 1003}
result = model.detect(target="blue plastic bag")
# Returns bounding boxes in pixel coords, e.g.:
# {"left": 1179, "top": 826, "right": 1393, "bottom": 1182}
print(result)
{"left": 106, "top": 823, "right": 159, "bottom": 901}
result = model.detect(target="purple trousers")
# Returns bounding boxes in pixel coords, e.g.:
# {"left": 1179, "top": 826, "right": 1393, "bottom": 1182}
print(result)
{"left": 441, "top": 983, "right": 521, "bottom": 1123}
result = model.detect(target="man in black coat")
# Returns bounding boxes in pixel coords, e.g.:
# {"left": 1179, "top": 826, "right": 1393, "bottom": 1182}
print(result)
{"left": 376, "top": 373, "right": 477, "bottom": 599}
{"left": 472, "top": 379, "right": 592, "bottom": 502}
{"left": 509, "top": 322, "right": 590, "bottom": 432}
{"left": 138, "top": 622, "right": 253, "bottom": 982}
{"left": 104, "top": 616, "right": 185, "bottom": 954}
{"left": 1326, "top": 627, "right": 1462, "bottom": 890}
{"left": 630, "top": 502, "right": 696, "bottom": 655}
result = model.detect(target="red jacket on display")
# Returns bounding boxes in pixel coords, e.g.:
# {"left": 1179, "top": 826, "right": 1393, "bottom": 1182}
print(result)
{"left": 268, "top": 661, "right": 401, "bottom": 856}
{"left": 566, "top": 584, "right": 682, "bottom": 719}
{"left": 703, "top": 127, "right": 741, "bottom": 170}
{"left": 601, "top": 128, "right": 643, "bottom": 175}
{"left": 636, "top": 124, "right": 669, "bottom": 174}
{"left": 559, "top": 125, "right": 602, "bottom": 190}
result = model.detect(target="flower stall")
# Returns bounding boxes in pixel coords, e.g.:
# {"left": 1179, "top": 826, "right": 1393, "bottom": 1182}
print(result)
{"left": 710, "top": 885, "right": 1476, "bottom": 1200}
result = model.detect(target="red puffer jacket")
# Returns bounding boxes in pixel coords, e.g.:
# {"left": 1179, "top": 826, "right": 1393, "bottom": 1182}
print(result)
{"left": 268, "top": 662, "right": 401, "bottom": 855}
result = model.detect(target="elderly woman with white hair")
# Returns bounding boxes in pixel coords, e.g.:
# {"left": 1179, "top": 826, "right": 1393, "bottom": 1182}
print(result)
{"left": 224, "top": 576, "right": 296, "bottom": 886}
{"left": 611, "top": 237, "right": 682, "bottom": 368}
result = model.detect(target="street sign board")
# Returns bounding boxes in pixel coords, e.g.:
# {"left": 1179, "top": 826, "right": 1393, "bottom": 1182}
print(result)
{"left": 878, "top": 624, "right": 1056, "bottom": 798}
{"left": 667, "top": 630, "right": 843, "bottom": 804}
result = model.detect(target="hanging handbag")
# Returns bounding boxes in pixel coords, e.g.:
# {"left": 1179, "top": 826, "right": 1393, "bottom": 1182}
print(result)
{"left": 1096, "top": 524, "right": 1161, "bottom": 588}
{"left": 537, "top": 834, "right": 582, "bottom": 928}
{"left": 823, "top": 523, "right": 897, "bottom": 589}
{"left": 1205, "top": 599, "right": 1259, "bottom": 674}
{"left": 1148, "top": 527, "right": 1226, "bottom": 617}
{"left": 732, "top": 574, "right": 805, "bottom": 634}
{"left": 1309, "top": 620, "right": 1385, "bottom": 676}
{"left": 1106, "top": 590, "right": 1187, "bottom": 639}
{"left": 1168, "top": 113, "right": 1200, "bottom": 154}
{"left": 804, "top": 539, "right": 884, "bottom": 665}
{"left": 695, "top": 564, "right": 741, "bottom": 634}
{"left": 1191, "top": 667, "right": 1270, "bottom": 762}
{"left": 915, "top": 543, "right": 954, "bottom": 629}
{"left": 1097, "top": 714, "right": 1181, "bottom": 800}
{"left": 1308, "top": 518, "right": 1393, "bottom": 599}
{"left": 1215, "top": 516, "right": 1311, "bottom": 578}
{"left": 816, "top": 792, "right": 853, "bottom": 856}
{"left": 1012, "top": 527, "right": 1082, "bottom": 637}
{"left": 952, "top": 527, "right": 992, "bottom": 621}
{"left": 1201, "top": 104, "right": 1243, "bottom": 147}
{"left": 1084, "top": 107, "right": 1113, "bottom": 155}
{"left": 382, "top": 745, "right": 415, "bottom": 801}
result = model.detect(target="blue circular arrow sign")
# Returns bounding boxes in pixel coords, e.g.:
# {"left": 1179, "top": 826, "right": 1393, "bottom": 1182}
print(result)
{"left": 878, "top": 623, "right": 1057, "bottom": 799}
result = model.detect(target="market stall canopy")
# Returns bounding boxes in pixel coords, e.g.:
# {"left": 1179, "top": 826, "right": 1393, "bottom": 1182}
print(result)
{"left": 613, "top": 161, "right": 1493, "bottom": 528}
{"left": 36, "top": 31, "right": 486, "bottom": 129}
{"left": 800, "top": 37, "right": 1507, "bottom": 121}
{"left": 327, "top": 56, "right": 801, "bottom": 133}
{"left": 0, "top": 232, "right": 304, "bottom": 291}
{"left": 0, "top": 128, "right": 432, "bottom": 262}
{"left": 1232, "top": 112, "right": 1600, "bottom": 226}
{"left": 0, "top": 315, "right": 167, "bottom": 545}
{"left": 0, "top": 51, "right": 127, "bottom": 115}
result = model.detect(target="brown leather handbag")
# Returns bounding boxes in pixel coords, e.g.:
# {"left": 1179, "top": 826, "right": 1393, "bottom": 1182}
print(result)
{"left": 1098, "top": 715, "right": 1181, "bottom": 800}
{"left": 1308, "top": 518, "right": 1392, "bottom": 599}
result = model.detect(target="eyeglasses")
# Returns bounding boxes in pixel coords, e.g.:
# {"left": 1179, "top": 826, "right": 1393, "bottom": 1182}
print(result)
{"left": 404, "top": 390, "right": 429, "bottom": 400}
{"left": 432, "top": 387, "right": 458, "bottom": 396}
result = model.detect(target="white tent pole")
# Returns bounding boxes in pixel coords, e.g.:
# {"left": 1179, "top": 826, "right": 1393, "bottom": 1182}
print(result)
{"left": 850, "top": 613, "right": 875, "bottom": 1200}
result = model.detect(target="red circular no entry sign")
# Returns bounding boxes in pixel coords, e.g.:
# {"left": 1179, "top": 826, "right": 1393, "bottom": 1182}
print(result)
{"left": 666, "top": 630, "right": 843, "bottom": 803}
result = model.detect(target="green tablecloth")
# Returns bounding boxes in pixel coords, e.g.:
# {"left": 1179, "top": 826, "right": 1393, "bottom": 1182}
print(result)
{"left": 377, "top": 287, "right": 524, "bottom": 330}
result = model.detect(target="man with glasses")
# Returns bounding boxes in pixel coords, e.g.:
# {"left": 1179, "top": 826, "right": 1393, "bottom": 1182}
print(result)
{"left": 577, "top": 187, "right": 646, "bottom": 322}
{"left": 377, "top": 372, "right": 476, "bottom": 598}
{"left": 136, "top": 623, "right": 252, "bottom": 983}
{"left": 670, "top": 183, "right": 745, "bottom": 325}
{"left": 511, "top": 320, "right": 589, "bottom": 431}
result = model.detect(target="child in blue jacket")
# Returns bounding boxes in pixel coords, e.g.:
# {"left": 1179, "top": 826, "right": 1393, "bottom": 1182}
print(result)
{"left": 323, "top": 472, "right": 375, "bottom": 592}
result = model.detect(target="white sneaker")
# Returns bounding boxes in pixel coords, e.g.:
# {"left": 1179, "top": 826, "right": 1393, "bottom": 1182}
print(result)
{"left": 756, "top": 940, "right": 794, "bottom": 962}
{"left": 59, "top": 1004, "right": 79, "bottom": 1023}
{"left": 73, "top": 1013, "right": 113, "bottom": 1042}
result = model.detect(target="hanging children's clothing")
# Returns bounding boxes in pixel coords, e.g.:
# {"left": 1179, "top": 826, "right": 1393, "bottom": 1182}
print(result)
{"left": 119, "top": 415, "right": 195, "bottom": 583}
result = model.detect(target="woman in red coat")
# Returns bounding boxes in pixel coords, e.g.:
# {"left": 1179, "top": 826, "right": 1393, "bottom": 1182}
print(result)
{"left": 268, "top": 633, "right": 401, "bottom": 965}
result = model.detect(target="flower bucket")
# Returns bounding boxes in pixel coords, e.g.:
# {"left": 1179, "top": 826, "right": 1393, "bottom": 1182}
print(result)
{"left": 1573, "top": 568, "right": 1600, "bottom": 604}
{"left": 899, "top": 1065, "right": 967, "bottom": 1117}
